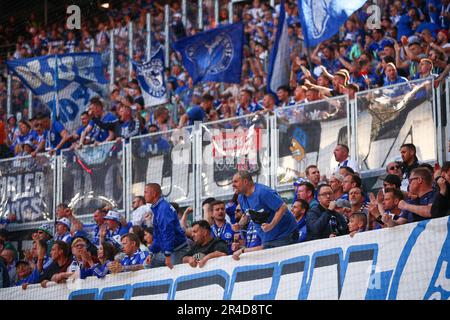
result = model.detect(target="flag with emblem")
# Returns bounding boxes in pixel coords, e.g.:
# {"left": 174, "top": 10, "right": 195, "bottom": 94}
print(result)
{"left": 173, "top": 22, "right": 244, "bottom": 84}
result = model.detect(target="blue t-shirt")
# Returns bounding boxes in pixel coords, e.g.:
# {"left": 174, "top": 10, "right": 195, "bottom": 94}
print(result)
{"left": 89, "top": 112, "right": 118, "bottom": 142}
{"left": 121, "top": 249, "right": 148, "bottom": 266}
{"left": 49, "top": 120, "right": 71, "bottom": 150}
{"left": 399, "top": 190, "right": 438, "bottom": 222}
{"left": 187, "top": 105, "right": 206, "bottom": 125}
{"left": 211, "top": 222, "right": 236, "bottom": 254}
{"left": 243, "top": 220, "right": 262, "bottom": 248}
{"left": 297, "top": 215, "right": 307, "bottom": 243}
{"left": 238, "top": 183, "right": 298, "bottom": 244}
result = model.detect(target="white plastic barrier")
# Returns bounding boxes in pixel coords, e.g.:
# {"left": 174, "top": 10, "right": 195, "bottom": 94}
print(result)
{"left": 1, "top": 216, "right": 449, "bottom": 300}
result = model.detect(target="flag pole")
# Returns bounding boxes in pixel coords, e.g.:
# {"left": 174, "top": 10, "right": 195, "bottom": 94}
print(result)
{"left": 54, "top": 54, "right": 59, "bottom": 120}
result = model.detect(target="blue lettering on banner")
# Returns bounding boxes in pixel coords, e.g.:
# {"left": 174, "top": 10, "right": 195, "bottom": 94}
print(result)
{"left": 67, "top": 217, "right": 450, "bottom": 300}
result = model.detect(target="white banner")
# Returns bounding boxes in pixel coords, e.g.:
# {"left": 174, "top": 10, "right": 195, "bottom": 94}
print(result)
{"left": 1, "top": 216, "right": 449, "bottom": 300}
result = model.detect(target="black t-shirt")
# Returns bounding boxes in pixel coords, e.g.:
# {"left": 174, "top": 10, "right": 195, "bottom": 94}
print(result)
{"left": 184, "top": 238, "right": 229, "bottom": 261}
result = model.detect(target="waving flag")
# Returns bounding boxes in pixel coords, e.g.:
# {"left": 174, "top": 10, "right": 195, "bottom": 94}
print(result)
{"left": 132, "top": 46, "right": 167, "bottom": 107}
{"left": 267, "top": 0, "right": 290, "bottom": 95}
{"left": 298, "top": 0, "right": 367, "bottom": 47}
{"left": 173, "top": 22, "right": 244, "bottom": 84}
{"left": 6, "top": 53, "right": 107, "bottom": 132}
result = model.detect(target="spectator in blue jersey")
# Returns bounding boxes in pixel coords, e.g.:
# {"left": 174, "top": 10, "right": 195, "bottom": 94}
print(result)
{"left": 182, "top": 220, "right": 229, "bottom": 268}
{"left": 235, "top": 89, "right": 262, "bottom": 117}
{"left": 232, "top": 171, "right": 299, "bottom": 249}
{"left": 89, "top": 104, "right": 141, "bottom": 142}
{"left": 67, "top": 237, "right": 89, "bottom": 274}
{"left": 80, "top": 241, "right": 118, "bottom": 279}
{"left": 291, "top": 199, "right": 308, "bottom": 243}
{"left": 311, "top": 44, "right": 342, "bottom": 75}
{"left": 81, "top": 207, "right": 107, "bottom": 247}
{"left": 13, "top": 119, "right": 37, "bottom": 155}
{"left": 296, "top": 181, "right": 319, "bottom": 210}
{"left": 13, "top": 260, "right": 34, "bottom": 286}
{"left": 72, "top": 111, "right": 92, "bottom": 144}
{"left": 388, "top": 167, "right": 438, "bottom": 225}
{"left": 143, "top": 183, "right": 189, "bottom": 269}
{"left": 108, "top": 233, "right": 148, "bottom": 273}
{"left": 384, "top": 62, "right": 409, "bottom": 87}
{"left": 22, "top": 239, "right": 52, "bottom": 285}
{"left": 306, "top": 184, "right": 349, "bottom": 241}
{"left": 178, "top": 94, "right": 214, "bottom": 127}
{"left": 261, "top": 92, "right": 277, "bottom": 113}
{"left": 80, "top": 97, "right": 117, "bottom": 145}
{"left": 138, "top": 124, "right": 171, "bottom": 157}
{"left": 210, "top": 200, "right": 236, "bottom": 254}
{"left": 55, "top": 218, "right": 72, "bottom": 244}
{"left": 33, "top": 112, "right": 71, "bottom": 155}
{"left": 276, "top": 85, "right": 292, "bottom": 108}
{"left": 330, "top": 173, "right": 345, "bottom": 200}
{"left": 103, "top": 210, "right": 130, "bottom": 249}
{"left": 348, "top": 212, "right": 367, "bottom": 237}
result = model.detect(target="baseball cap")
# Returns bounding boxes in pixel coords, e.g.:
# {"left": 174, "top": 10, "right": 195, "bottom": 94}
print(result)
{"left": 383, "top": 174, "right": 402, "bottom": 188}
{"left": 36, "top": 224, "right": 53, "bottom": 238}
{"left": 22, "top": 139, "right": 36, "bottom": 150}
{"left": 335, "top": 198, "right": 352, "bottom": 209}
{"left": 56, "top": 217, "right": 71, "bottom": 229}
{"left": 105, "top": 210, "right": 121, "bottom": 223}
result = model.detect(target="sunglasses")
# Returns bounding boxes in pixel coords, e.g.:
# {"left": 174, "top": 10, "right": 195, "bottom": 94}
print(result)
{"left": 389, "top": 165, "right": 400, "bottom": 170}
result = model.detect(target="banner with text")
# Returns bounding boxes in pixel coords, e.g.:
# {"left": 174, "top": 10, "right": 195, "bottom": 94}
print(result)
{"left": 1, "top": 216, "right": 449, "bottom": 300}
{"left": 0, "top": 154, "right": 55, "bottom": 226}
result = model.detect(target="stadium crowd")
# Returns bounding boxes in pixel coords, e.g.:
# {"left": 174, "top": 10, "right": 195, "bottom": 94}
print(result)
{"left": 1, "top": 0, "right": 450, "bottom": 288}
{"left": 0, "top": 0, "right": 450, "bottom": 158}
{"left": 0, "top": 143, "right": 449, "bottom": 288}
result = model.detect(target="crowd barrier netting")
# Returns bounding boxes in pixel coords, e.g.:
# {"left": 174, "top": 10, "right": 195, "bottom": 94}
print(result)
{"left": 355, "top": 78, "right": 436, "bottom": 171}
{"left": 1, "top": 78, "right": 445, "bottom": 230}
{"left": 1, "top": 216, "right": 449, "bottom": 300}
{"left": 275, "top": 95, "right": 350, "bottom": 189}
{"left": 201, "top": 112, "right": 270, "bottom": 200}
{"left": 0, "top": 154, "right": 55, "bottom": 229}
{"left": 129, "top": 127, "right": 194, "bottom": 209}
{"left": 59, "top": 140, "right": 125, "bottom": 219}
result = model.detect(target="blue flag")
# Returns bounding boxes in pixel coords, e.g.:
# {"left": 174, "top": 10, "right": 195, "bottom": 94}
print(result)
{"left": 173, "top": 22, "right": 244, "bottom": 84}
{"left": 132, "top": 46, "right": 167, "bottom": 107}
{"left": 6, "top": 53, "right": 107, "bottom": 132}
{"left": 298, "top": 0, "right": 367, "bottom": 47}
{"left": 267, "top": 0, "right": 290, "bottom": 95}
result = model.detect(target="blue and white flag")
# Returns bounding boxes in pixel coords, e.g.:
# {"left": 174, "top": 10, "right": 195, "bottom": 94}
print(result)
{"left": 298, "top": 0, "right": 367, "bottom": 47}
{"left": 267, "top": 0, "right": 290, "bottom": 95}
{"left": 132, "top": 47, "right": 167, "bottom": 107}
{"left": 6, "top": 53, "right": 107, "bottom": 133}
{"left": 173, "top": 22, "right": 244, "bottom": 84}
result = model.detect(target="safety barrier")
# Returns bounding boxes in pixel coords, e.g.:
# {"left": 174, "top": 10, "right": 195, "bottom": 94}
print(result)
{"left": 1, "top": 216, "right": 448, "bottom": 300}
{"left": 0, "top": 77, "right": 445, "bottom": 230}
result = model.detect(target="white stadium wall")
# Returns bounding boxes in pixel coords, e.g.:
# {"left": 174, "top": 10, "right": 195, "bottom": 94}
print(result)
{"left": 1, "top": 216, "right": 449, "bottom": 300}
